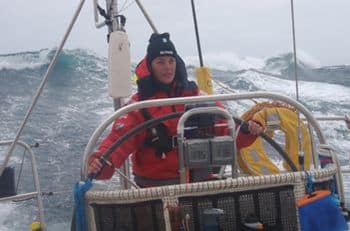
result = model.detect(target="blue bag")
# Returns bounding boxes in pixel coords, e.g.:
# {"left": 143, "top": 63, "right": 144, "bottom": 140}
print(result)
{"left": 297, "top": 190, "right": 348, "bottom": 231}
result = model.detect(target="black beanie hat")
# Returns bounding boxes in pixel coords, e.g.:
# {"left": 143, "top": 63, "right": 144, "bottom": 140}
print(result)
{"left": 146, "top": 33, "right": 177, "bottom": 66}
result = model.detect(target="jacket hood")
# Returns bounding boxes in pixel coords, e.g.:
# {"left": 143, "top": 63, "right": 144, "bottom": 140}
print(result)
{"left": 135, "top": 55, "right": 197, "bottom": 100}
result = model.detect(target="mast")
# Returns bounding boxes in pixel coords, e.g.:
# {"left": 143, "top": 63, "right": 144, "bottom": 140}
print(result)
{"left": 92, "top": 0, "right": 159, "bottom": 189}
{"left": 93, "top": 0, "right": 132, "bottom": 189}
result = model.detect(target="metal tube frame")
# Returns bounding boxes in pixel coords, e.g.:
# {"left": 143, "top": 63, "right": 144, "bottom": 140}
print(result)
{"left": 81, "top": 92, "right": 344, "bottom": 202}
{"left": 176, "top": 107, "right": 237, "bottom": 183}
{"left": 0, "top": 140, "right": 46, "bottom": 230}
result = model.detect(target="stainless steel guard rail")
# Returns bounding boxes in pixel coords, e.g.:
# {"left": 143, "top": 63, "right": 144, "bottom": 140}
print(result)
{"left": 81, "top": 92, "right": 344, "bottom": 203}
{"left": 0, "top": 140, "right": 45, "bottom": 230}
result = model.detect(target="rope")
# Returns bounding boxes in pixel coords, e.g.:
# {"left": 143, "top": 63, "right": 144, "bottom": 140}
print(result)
{"left": 305, "top": 172, "right": 314, "bottom": 195}
{"left": 74, "top": 177, "right": 93, "bottom": 231}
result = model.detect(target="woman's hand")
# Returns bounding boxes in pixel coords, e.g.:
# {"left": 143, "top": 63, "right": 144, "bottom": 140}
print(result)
{"left": 248, "top": 120, "right": 264, "bottom": 135}
{"left": 87, "top": 158, "right": 103, "bottom": 176}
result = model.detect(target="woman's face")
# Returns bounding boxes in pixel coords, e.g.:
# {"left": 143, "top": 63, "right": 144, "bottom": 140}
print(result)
{"left": 151, "top": 56, "right": 176, "bottom": 85}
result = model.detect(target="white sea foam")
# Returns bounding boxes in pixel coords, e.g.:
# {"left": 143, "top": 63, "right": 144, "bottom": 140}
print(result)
{"left": 239, "top": 70, "right": 350, "bottom": 103}
{"left": 263, "top": 50, "right": 321, "bottom": 75}
{"left": 0, "top": 49, "right": 51, "bottom": 71}
{"left": 184, "top": 50, "right": 321, "bottom": 74}
{"left": 0, "top": 203, "right": 16, "bottom": 231}
{"left": 269, "top": 49, "right": 321, "bottom": 68}
{"left": 184, "top": 51, "right": 265, "bottom": 71}
{"left": 294, "top": 50, "right": 322, "bottom": 68}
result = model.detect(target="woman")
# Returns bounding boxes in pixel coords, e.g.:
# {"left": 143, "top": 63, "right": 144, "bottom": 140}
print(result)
{"left": 88, "top": 33, "right": 262, "bottom": 187}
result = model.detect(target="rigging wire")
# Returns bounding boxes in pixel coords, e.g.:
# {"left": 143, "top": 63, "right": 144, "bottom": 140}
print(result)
{"left": 290, "top": 0, "right": 300, "bottom": 102}
{"left": 290, "top": 0, "right": 304, "bottom": 170}
{"left": 118, "top": 0, "right": 135, "bottom": 13}
{"left": 191, "top": 0, "right": 204, "bottom": 67}
{"left": 16, "top": 148, "right": 27, "bottom": 192}
{"left": 119, "top": 0, "right": 128, "bottom": 12}
{"left": 134, "top": 0, "right": 158, "bottom": 33}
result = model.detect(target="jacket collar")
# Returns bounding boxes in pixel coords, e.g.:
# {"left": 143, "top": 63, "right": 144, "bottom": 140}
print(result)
{"left": 135, "top": 55, "right": 197, "bottom": 100}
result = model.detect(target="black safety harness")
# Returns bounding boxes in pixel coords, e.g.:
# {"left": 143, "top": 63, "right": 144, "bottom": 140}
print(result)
{"left": 137, "top": 54, "right": 199, "bottom": 159}
{"left": 141, "top": 108, "right": 177, "bottom": 158}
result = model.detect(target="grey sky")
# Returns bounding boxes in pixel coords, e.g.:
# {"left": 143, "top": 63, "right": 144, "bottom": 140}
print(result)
{"left": 1, "top": 0, "right": 349, "bottom": 66}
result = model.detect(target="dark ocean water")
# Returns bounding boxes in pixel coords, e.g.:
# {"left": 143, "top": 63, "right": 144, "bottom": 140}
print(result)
{"left": 0, "top": 49, "right": 349, "bottom": 230}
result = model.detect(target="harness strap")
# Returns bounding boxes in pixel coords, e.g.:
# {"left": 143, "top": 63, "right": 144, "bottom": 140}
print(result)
{"left": 141, "top": 108, "right": 177, "bottom": 158}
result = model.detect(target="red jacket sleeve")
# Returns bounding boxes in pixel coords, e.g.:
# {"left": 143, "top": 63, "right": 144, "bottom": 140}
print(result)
{"left": 89, "top": 110, "right": 146, "bottom": 180}
{"left": 236, "top": 130, "right": 257, "bottom": 149}
{"left": 213, "top": 101, "right": 258, "bottom": 150}
{"left": 215, "top": 121, "right": 257, "bottom": 150}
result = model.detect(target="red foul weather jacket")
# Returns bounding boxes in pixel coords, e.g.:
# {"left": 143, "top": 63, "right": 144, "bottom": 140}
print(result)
{"left": 89, "top": 56, "right": 257, "bottom": 184}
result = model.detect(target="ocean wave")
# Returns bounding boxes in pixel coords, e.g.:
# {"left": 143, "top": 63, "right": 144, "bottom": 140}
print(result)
{"left": 1, "top": 47, "right": 350, "bottom": 230}
{"left": 264, "top": 50, "right": 321, "bottom": 74}
{"left": 236, "top": 69, "right": 350, "bottom": 101}
{"left": 0, "top": 49, "right": 51, "bottom": 70}
{"left": 183, "top": 50, "right": 321, "bottom": 73}
{"left": 2, "top": 48, "right": 348, "bottom": 86}
{"left": 184, "top": 51, "right": 265, "bottom": 71}
{"left": 0, "top": 48, "right": 107, "bottom": 73}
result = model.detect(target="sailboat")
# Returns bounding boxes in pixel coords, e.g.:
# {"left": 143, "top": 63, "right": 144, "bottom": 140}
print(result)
{"left": 1, "top": 0, "right": 350, "bottom": 230}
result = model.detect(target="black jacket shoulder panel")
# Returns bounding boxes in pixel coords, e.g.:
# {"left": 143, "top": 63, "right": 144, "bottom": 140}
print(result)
{"left": 137, "top": 77, "right": 156, "bottom": 100}
{"left": 186, "top": 81, "right": 198, "bottom": 91}
{"left": 175, "top": 55, "right": 187, "bottom": 84}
